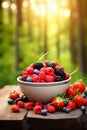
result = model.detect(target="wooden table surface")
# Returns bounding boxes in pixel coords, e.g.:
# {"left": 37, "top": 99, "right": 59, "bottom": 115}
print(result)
{"left": 0, "top": 85, "right": 87, "bottom": 130}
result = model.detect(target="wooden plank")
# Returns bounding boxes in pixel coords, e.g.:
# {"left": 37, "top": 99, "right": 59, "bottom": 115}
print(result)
{"left": 27, "top": 107, "right": 83, "bottom": 130}
{"left": 0, "top": 85, "right": 27, "bottom": 121}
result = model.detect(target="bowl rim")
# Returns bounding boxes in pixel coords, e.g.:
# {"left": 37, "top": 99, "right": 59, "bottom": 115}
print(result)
{"left": 17, "top": 76, "right": 71, "bottom": 87}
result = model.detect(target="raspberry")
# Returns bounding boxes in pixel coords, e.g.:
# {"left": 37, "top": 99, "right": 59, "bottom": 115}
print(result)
{"left": 47, "top": 105, "right": 55, "bottom": 113}
{"left": 40, "top": 67, "right": 46, "bottom": 73}
{"left": 17, "top": 101, "right": 25, "bottom": 108}
{"left": 34, "top": 62, "right": 43, "bottom": 70}
{"left": 46, "top": 75, "right": 55, "bottom": 82}
{"left": 34, "top": 105, "right": 42, "bottom": 114}
{"left": 32, "top": 74, "right": 40, "bottom": 82}
{"left": 25, "top": 102, "right": 33, "bottom": 110}
{"left": 39, "top": 71, "right": 46, "bottom": 80}
{"left": 26, "top": 66, "right": 34, "bottom": 75}
{"left": 65, "top": 72, "right": 70, "bottom": 79}
{"left": 11, "top": 105, "right": 20, "bottom": 112}
{"left": 45, "top": 67, "right": 54, "bottom": 75}
{"left": 21, "top": 71, "right": 28, "bottom": 77}
{"left": 34, "top": 101, "right": 42, "bottom": 106}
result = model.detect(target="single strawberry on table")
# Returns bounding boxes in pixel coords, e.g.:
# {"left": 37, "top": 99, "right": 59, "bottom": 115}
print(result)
{"left": 9, "top": 91, "right": 20, "bottom": 100}
{"left": 74, "top": 95, "right": 84, "bottom": 108}
{"left": 66, "top": 86, "right": 76, "bottom": 99}
{"left": 73, "top": 81, "right": 85, "bottom": 93}
{"left": 52, "top": 96, "right": 65, "bottom": 110}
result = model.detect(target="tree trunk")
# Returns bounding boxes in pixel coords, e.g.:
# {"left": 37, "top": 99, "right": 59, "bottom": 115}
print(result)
{"left": 68, "top": 0, "right": 77, "bottom": 65}
{"left": 76, "top": 0, "right": 86, "bottom": 73}
{"left": 14, "top": 0, "right": 22, "bottom": 71}
{"left": 27, "top": 0, "right": 33, "bottom": 42}
{"left": 44, "top": 0, "right": 48, "bottom": 59}
{"left": 0, "top": 0, "right": 3, "bottom": 43}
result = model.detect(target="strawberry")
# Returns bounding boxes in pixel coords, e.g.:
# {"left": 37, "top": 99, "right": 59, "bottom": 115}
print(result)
{"left": 74, "top": 95, "right": 84, "bottom": 108}
{"left": 11, "top": 105, "right": 20, "bottom": 112}
{"left": 34, "top": 105, "right": 42, "bottom": 114}
{"left": 73, "top": 81, "right": 85, "bottom": 93}
{"left": 52, "top": 96, "right": 65, "bottom": 110}
{"left": 17, "top": 101, "right": 25, "bottom": 108}
{"left": 9, "top": 91, "right": 20, "bottom": 100}
{"left": 66, "top": 87, "right": 76, "bottom": 99}
{"left": 46, "top": 105, "right": 56, "bottom": 113}
{"left": 66, "top": 100, "right": 76, "bottom": 110}
{"left": 25, "top": 102, "right": 33, "bottom": 110}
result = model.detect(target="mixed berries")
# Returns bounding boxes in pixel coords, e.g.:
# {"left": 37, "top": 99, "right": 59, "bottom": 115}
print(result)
{"left": 19, "top": 60, "right": 70, "bottom": 83}
{"left": 8, "top": 81, "right": 87, "bottom": 114}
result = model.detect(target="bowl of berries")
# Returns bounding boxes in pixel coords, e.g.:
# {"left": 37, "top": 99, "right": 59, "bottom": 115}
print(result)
{"left": 17, "top": 60, "right": 71, "bottom": 103}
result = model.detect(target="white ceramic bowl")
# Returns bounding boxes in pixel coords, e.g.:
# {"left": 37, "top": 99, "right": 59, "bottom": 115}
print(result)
{"left": 17, "top": 76, "right": 71, "bottom": 103}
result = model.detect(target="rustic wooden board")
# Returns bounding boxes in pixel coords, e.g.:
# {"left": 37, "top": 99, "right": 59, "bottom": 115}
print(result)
{"left": 0, "top": 85, "right": 27, "bottom": 121}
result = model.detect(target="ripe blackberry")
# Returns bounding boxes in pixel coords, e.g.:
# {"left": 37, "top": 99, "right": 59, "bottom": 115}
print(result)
{"left": 21, "top": 76, "right": 27, "bottom": 81}
{"left": 55, "top": 75, "right": 63, "bottom": 82}
{"left": 34, "top": 62, "right": 43, "bottom": 70}
{"left": 45, "top": 61, "right": 55, "bottom": 69}
{"left": 55, "top": 68, "right": 66, "bottom": 80}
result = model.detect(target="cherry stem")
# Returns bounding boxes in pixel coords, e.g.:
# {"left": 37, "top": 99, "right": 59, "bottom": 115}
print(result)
{"left": 38, "top": 51, "right": 48, "bottom": 62}
{"left": 70, "top": 68, "right": 79, "bottom": 75}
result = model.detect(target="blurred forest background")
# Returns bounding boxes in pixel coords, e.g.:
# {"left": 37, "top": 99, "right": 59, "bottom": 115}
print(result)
{"left": 0, "top": 0, "right": 87, "bottom": 88}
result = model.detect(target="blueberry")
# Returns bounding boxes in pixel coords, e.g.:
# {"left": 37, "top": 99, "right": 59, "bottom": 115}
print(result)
{"left": 26, "top": 77, "right": 33, "bottom": 82}
{"left": 34, "top": 69, "right": 40, "bottom": 75}
{"left": 61, "top": 107, "right": 70, "bottom": 113}
{"left": 8, "top": 99, "right": 14, "bottom": 105}
{"left": 81, "top": 105, "right": 86, "bottom": 113}
{"left": 41, "top": 109, "right": 48, "bottom": 116}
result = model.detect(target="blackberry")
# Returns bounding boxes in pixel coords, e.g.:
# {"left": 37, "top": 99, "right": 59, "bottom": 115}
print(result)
{"left": 34, "top": 62, "right": 43, "bottom": 70}
{"left": 55, "top": 75, "right": 63, "bottom": 82}
{"left": 45, "top": 61, "right": 55, "bottom": 69}
{"left": 21, "top": 76, "right": 27, "bottom": 81}
{"left": 55, "top": 68, "right": 66, "bottom": 80}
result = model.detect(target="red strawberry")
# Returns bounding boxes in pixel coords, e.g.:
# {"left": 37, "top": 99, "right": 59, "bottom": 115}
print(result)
{"left": 45, "top": 75, "right": 55, "bottom": 82}
{"left": 11, "top": 105, "right": 20, "bottom": 112}
{"left": 9, "top": 91, "right": 20, "bottom": 100}
{"left": 25, "top": 102, "right": 33, "bottom": 110}
{"left": 47, "top": 105, "right": 56, "bottom": 113}
{"left": 52, "top": 96, "right": 65, "bottom": 110}
{"left": 74, "top": 95, "right": 84, "bottom": 108}
{"left": 67, "top": 100, "right": 76, "bottom": 110}
{"left": 45, "top": 67, "right": 54, "bottom": 75}
{"left": 17, "top": 101, "right": 25, "bottom": 108}
{"left": 73, "top": 81, "right": 85, "bottom": 93}
{"left": 34, "top": 105, "right": 42, "bottom": 114}
{"left": 66, "top": 87, "right": 76, "bottom": 98}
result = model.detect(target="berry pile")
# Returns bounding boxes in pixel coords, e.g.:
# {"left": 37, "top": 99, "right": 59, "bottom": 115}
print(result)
{"left": 20, "top": 60, "right": 70, "bottom": 83}
{"left": 8, "top": 81, "right": 87, "bottom": 114}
